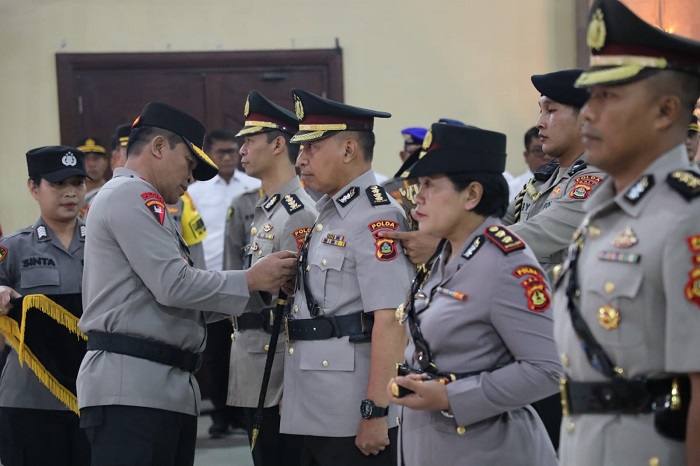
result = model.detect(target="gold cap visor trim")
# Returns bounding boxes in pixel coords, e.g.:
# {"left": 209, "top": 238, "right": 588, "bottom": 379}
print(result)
{"left": 299, "top": 123, "right": 348, "bottom": 131}
{"left": 188, "top": 142, "right": 219, "bottom": 180}
{"left": 235, "top": 126, "right": 266, "bottom": 137}
{"left": 690, "top": 122, "right": 700, "bottom": 133}
{"left": 290, "top": 130, "right": 333, "bottom": 143}
{"left": 576, "top": 55, "right": 669, "bottom": 87}
{"left": 118, "top": 136, "right": 129, "bottom": 147}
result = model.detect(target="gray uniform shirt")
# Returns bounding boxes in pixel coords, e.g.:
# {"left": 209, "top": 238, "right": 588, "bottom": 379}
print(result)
{"left": 554, "top": 145, "right": 700, "bottom": 465}
{"left": 227, "top": 177, "right": 317, "bottom": 408}
{"left": 279, "top": 170, "right": 414, "bottom": 437}
{"left": 0, "top": 218, "right": 86, "bottom": 410}
{"left": 223, "top": 188, "right": 260, "bottom": 271}
{"left": 77, "top": 168, "right": 251, "bottom": 416}
{"left": 503, "top": 157, "right": 606, "bottom": 278}
{"left": 399, "top": 218, "right": 560, "bottom": 466}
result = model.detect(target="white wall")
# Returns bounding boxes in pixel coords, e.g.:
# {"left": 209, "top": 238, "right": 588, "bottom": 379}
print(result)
{"left": 0, "top": 0, "right": 577, "bottom": 232}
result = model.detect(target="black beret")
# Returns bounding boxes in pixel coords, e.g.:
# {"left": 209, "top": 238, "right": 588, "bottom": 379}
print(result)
{"left": 132, "top": 102, "right": 218, "bottom": 181}
{"left": 577, "top": 0, "right": 700, "bottom": 87}
{"left": 26, "top": 146, "right": 91, "bottom": 182}
{"left": 402, "top": 123, "right": 506, "bottom": 179}
{"left": 290, "top": 89, "right": 391, "bottom": 143}
{"left": 236, "top": 91, "right": 298, "bottom": 137}
{"left": 531, "top": 69, "right": 589, "bottom": 109}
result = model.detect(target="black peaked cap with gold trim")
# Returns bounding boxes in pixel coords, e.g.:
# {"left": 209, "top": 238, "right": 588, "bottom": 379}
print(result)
{"left": 236, "top": 91, "right": 298, "bottom": 138}
{"left": 131, "top": 102, "right": 218, "bottom": 181}
{"left": 76, "top": 137, "right": 106, "bottom": 155}
{"left": 532, "top": 69, "right": 589, "bottom": 109}
{"left": 403, "top": 123, "right": 506, "bottom": 179}
{"left": 577, "top": 0, "right": 700, "bottom": 87}
{"left": 115, "top": 124, "right": 131, "bottom": 148}
{"left": 690, "top": 115, "right": 700, "bottom": 134}
{"left": 290, "top": 88, "right": 391, "bottom": 143}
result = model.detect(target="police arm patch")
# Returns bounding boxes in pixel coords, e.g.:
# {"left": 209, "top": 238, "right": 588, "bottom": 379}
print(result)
{"left": 0, "top": 246, "right": 7, "bottom": 263}
{"left": 521, "top": 276, "right": 551, "bottom": 312}
{"left": 685, "top": 268, "right": 700, "bottom": 308}
{"left": 368, "top": 220, "right": 399, "bottom": 261}
{"left": 484, "top": 225, "right": 525, "bottom": 254}
{"left": 145, "top": 199, "right": 166, "bottom": 225}
{"left": 293, "top": 227, "right": 312, "bottom": 253}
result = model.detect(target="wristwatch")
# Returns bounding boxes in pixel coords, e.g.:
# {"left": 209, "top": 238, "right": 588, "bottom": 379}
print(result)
{"left": 360, "top": 399, "right": 389, "bottom": 419}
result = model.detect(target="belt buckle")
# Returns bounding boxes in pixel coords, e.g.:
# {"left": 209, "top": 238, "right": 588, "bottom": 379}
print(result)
{"left": 284, "top": 316, "right": 290, "bottom": 343}
{"left": 559, "top": 377, "right": 570, "bottom": 417}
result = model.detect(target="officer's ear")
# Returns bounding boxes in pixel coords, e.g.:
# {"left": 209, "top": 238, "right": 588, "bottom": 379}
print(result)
{"left": 151, "top": 136, "right": 167, "bottom": 160}
{"left": 340, "top": 136, "right": 360, "bottom": 164}
{"left": 654, "top": 94, "right": 683, "bottom": 132}
{"left": 27, "top": 178, "right": 40, "bottom": 201}
{"left": 463, "top": 182, "right": 483, "bottom": 212}
{"left": 271, "top": 135, "right": 286, "bottom": 155}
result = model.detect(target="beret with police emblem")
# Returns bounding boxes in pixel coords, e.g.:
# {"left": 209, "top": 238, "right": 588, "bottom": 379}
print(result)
{"left": 531, "top": 69, "right": 589, "bottom": 109}
{"left": 402, "top": 123, "right": 506, "bottom": 179}
{"left": 576, "top": 0, "right": 700, "bottom": 87}
{"left": 290, "top": 88, "right": 391, "bottom": 143}
{"left": 131, "top": 102, "right": 218, "bottom": 181}
{"left": 26, "top": 146, "right": 91, "bottom": 182}
{"left": 236, "top": 91, "right": 299, "bottom": 138}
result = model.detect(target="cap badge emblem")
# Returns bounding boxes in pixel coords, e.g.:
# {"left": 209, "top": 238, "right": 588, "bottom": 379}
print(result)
{"left": 244, "top": 97, "right": 250, "bottom": 117}
{"left": 422, "top": 130, "right": 433, "bottom": 150}
{"left": 62, "top": 152, "right": 77, "bottom": 167}
{"left": 294, "top": 94, "right": 304, "bottom": 121}
{"left": 587, "top": 8, "right": 606, "bottom": 51}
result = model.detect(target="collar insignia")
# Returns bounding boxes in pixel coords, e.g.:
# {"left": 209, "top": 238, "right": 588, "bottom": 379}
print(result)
{"left": 337, "top": 187, "right": 359, "bottom": 207}
{"left": 624, "top": 175, "right": 654, "bottom": 205}
{"left": 36, "top": 225, "right": 48, "bottom": 240}
{"left": 264, "top": 194, "right": 280, "bottom": 212}
{"left": 80, "top": 225, "right": 87, "bottom": 238}
{"left": 462, "top": 235, "right": 484, "bottom": 260}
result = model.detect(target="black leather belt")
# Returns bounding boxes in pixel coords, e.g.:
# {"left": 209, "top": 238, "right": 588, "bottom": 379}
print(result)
{"left": 285, "top": 312, "right": 373, "bottom": 342}
{"left": 560, "top": 377, "right": 682, "bottom": 415}
{"left": 233, "top": 308, "right": 283, "bottom": 334}
{"left": 86, "top": 331, "right": 203, "bottom": 373}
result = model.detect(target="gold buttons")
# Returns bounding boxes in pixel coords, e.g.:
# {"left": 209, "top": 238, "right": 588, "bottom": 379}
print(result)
{"left": 288, "top": 347, "right": 294, "bottom": 355}
{"left": 648, "top": 457, "right": 659, "bottom": 466}
{"left": 321, "top": 259, "right": 327, "bottom": 266}
{"left": 315, "top": 224, "right": 323, "bottom": 232}
{"left": 293, "top": 305, "right": 299, "bottom": 314}
{"left": 251, "top": 227, "right": 258, "bottom": 235}
{"left": 588, "top": 225, "right": 601, "bottom": 239}
{"left": 456, "top": 426, "right": 466, "bottom": 435}
{"left": 264, "top": 344, "right": 270, "bottom": 351}
{"left": 305, "top": 266, "right": 310, "bottom": 272}
{"left": 552, "top": 264, "right": 563, "bottom": 282}
{"left": 258, "top": 250, "right": 263, "bottom": 257}
{"left": 322, "top": 360, "right": 329, "bottom": 367}
{"left": 560, "top": 353, "right": 570, "bottom": 367}
{"left": 566, "top": 421, "right": 575, "bottom": 433}
{"left": 604, "top": 281, "right": 615, "bottom": 294}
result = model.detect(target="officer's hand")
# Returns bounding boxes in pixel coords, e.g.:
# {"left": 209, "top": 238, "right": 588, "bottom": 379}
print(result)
{"left": 0, "top": 286, "right": 21, "bottom": 315}
{"left": 246, "top": 250, "right": 298, "bottom": 295}
{"left": 375, "top": 229, "right": 441, "bottom": 265}
{"left": 355, "top": 417, "right": 389, "bottom": 456}
{"left": 387, "top": 373, "right": 450, "bottom": 411}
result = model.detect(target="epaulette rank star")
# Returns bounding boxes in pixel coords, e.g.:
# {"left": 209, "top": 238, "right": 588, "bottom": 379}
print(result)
{"left": 667, "top": 170, "right": 700, "bottom": 201}
{"left": 366, "top": 185, "right": 391, "bottom": 206}
{"left": 337, "top": 186, "right": 359, "bottom": 207}
{"left": 264, "top": 194, "right": 280, "bottom": 212}
{"left": 484, "top": 225, "right": 526, "bottom": 254}
{"left": 283, "top": 194, "right": 304, "bottom": 214}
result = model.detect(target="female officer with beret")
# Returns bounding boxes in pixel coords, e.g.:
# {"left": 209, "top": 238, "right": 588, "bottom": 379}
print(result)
{"left": 0, "top": 146, "right": 91, "bottom": 466}
{"left": 387, "top": 123, "right": 561, "bottom": 465}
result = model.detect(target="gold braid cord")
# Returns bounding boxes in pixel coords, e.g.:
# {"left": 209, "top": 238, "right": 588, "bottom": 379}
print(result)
{"left": 0, "top": 294, "right": 87, "bottom": 415}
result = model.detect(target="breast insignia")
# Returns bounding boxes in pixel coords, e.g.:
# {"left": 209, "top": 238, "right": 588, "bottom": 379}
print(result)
{"left": 484, "top": 225, "right": 526, "bottom": 254}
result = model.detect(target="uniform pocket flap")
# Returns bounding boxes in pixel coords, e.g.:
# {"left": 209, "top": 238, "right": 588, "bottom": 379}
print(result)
{"left": 20, "top": 266, "right": 60, "bottom": 289}
{"left": 310, "top": 249, "right": 345, "bottom": 272}
{"left": 299, "top": 339, "right": 354, "bottom": 371}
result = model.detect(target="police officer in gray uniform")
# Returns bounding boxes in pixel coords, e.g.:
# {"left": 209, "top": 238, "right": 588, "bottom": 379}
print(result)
{"left": 0, "top": 146, "right": 91, "bottom": 466}
{"left": 76, "top": 102, "right": 298, "bottom": 466}
{"left": 226, "top": 91, "right": 317, "bottom": 465}
{"left": 280, "top": 89, "right": 414, "bottom": 466}
{"left": 503, "top": 69, "right": 606, "bottom": 280}
{"left": 386, "top": 123, "right": 561, "bottom": 466}
{"left": 554, "top": 1, "right": 700, "bottom": 464}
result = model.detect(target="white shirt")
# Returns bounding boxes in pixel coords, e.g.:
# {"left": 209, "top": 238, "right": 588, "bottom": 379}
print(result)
{"left": 187, "top": 171, "right": 261, "bottom": 271}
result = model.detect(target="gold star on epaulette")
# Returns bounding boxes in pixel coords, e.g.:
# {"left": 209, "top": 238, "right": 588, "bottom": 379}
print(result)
{"left": 667, "top": 170, "right": 700, "bottom": 201}
{"left": 484, "top": 225, "right": 526, "bottom": 255}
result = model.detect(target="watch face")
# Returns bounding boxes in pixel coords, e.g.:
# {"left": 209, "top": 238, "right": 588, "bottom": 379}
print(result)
{"left": 361, "top": 399, "right": 374, "bottom": 418}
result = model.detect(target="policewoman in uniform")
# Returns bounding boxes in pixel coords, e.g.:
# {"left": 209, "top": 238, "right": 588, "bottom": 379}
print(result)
{"left": 76, "top": 102, "right": 298, "bottom": 466}
{"left": 0, "top": 146, "right": 91, "bottom": 466}
{"left": 387, "top": 123, "right": 561, "bottom": 466}
{"left": 280, "top": 89, "right": 414, "bottom": 466}
{"left": 554, "top": 1, "right": 700, "bottom": 465}
{"left": 227, "top": 91, "right": 317, "bottom": 465}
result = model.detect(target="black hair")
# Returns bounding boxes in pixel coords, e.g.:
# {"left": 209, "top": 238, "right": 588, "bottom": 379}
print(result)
{"left": 126, "top": 126, "right": 181, "bottom": 157}
{"left": 524, "top": 127, "right": 539, "bottom": 150}
{"left": 265, "top": 130, "right": 299, "bottom": 164}
{"left": 345, "top": 131, "right": 375, "bottom": 162}
{"left": 445, "top": 172, "right": 509, "bottom": 218}
{"left": 204, "top": 129, "right": 238, "bottom": 153}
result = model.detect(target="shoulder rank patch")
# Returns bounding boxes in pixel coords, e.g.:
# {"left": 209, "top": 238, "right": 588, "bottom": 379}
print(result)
{"left": 484, "top": 225, "right": 526, "bottom": 254}
{"left": 462, "top": 235, "right": 484, "bottom": 260}
{"left": 337, "top": 186, "right": 359, "bottom": 207}
{"left": 667, "top": 171, "right": 700, "bottom": 201}
{"left": 36, "top": 225, "right": 48, "bottom": 240}
{"left": 366, "top": 185, "right": 391, "bottom": 206}
{"left": 264, "top": 194, "right": 280, "bottom": 212}
{"left": 685, "top": 269, "right": 700, "bottom": 308}
{"left": 80, "top": 225, "right": 86, "bottom": 238}
{"left": 145, "top": 199, "right": 166, "bottom": 225}
{"left": 624, "top": 174, "right": 654, "bottom": 205}
{"left": 0, "top": 245, "right": 7, "bottom": 263}
{"left": 283, "top": 194, "right": 304, "bottom": 215}
{"left": 368, "top": 220, "right": 399, "bottom": 262}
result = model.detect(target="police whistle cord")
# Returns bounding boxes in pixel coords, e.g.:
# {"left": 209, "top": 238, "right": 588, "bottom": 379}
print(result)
{"left": 250, "top": 291, "right": 288, "bottom": 452}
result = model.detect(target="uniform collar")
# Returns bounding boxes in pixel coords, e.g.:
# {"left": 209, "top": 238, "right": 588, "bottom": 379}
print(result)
{"left": 32, "top": 217, "right": 86, "bottom": 245}
{"left": 319, "top": 170, "right": 377, "bottom": 219}
{"left": 257, "top": 177, "right": 303, "bottom": 218}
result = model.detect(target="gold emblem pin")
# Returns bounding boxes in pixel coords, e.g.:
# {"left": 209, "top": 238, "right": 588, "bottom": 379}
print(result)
{"left": 263, "top": 224, "right": 273, "bottom": 232}
{"left": 294, "top": 94, "right": 304, "bottom": 120}
{"left": 395, "top": 303, "right": 406, "bottom": 325}
{"left": 251, "top": 227, "right": 258, "bottom": 236}
{"left": 587, "top": 8, "right": 606, "bottom": 51}
{"left": 244, "top": 96, "right": 250, "bottom": 117}
{"left": 422, "top": 130, "right": 433, "bottom": 150}
{"left": 611, "top": 227, "right": 638, "bottom": 249}
{"left": 598, "top": 305, "right": 620, "bottom": 330}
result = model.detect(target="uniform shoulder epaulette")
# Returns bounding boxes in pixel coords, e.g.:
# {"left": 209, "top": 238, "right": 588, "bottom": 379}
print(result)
{"left": 567, "top": 159, "right": 588, "bottom": 176}
{"left": 366, "top": 185, "right": 391, "bottom": 206}
{"left": 483, "top": 225, "right": 526, "bottom": 255}
{"left": 667, "top": 170, "right": 700, "bottom": 201}
{"left": 533, "top": 159, "right": 559, "bottom": 181}
{"left": 282, "top": 194, "right": 304, "bottom": 215}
